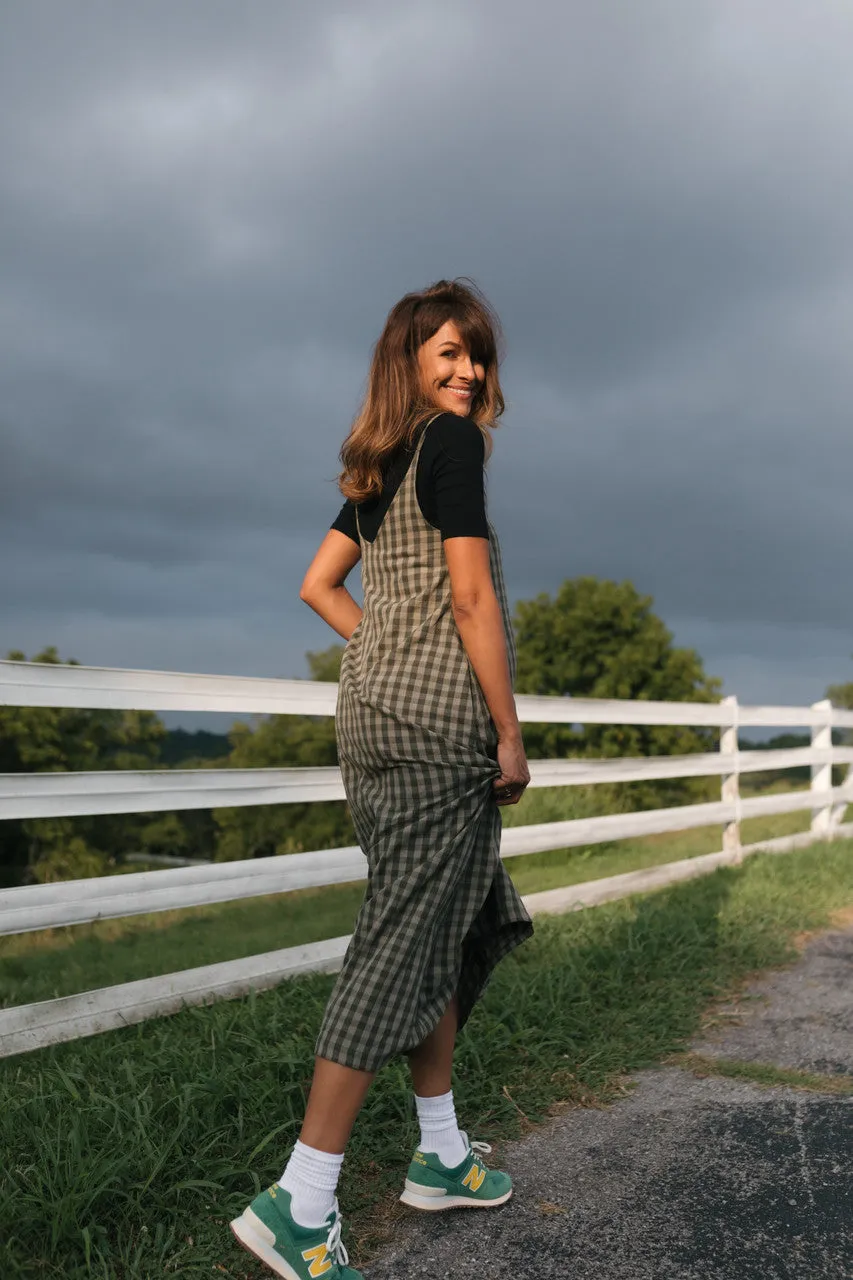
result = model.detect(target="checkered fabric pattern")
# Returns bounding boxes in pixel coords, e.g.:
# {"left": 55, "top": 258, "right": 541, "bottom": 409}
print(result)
{"left": 315, "top": 421, "right": 534, "bottom": 1072}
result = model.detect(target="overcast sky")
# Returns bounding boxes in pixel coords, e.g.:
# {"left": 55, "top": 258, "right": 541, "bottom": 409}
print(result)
{"left": 3, "top": 0, "right": 852, "bottom": 729}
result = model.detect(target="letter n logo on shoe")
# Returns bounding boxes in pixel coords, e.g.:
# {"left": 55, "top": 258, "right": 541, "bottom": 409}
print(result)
{"left": 461, "top": 1162, "right": 486, "bottom": 1193}
{"left": 301, "top": 1244, "right": 333, "bottom": 1277}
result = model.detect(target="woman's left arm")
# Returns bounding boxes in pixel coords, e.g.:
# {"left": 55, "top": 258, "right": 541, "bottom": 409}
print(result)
{"left": 300, "top": 530, "right": 363, "bottom": 641}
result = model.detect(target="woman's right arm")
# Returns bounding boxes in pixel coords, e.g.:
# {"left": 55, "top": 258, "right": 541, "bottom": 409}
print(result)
{"left": 444, "top": 537, "right": 529, "bottom": 805}
{"left": 300, "top": 530, "right": 363, "bottom": 641}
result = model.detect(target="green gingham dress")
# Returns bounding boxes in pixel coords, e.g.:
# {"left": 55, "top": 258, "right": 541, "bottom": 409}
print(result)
{"left": 315, "top": 422, "right": 534, "bottom": 1072}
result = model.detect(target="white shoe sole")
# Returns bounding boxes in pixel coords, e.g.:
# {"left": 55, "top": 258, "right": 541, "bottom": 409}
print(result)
{"left": 230, "top": 1208, "right": 301, "bottom": 1280}
{"left": 399, "top": 1179, "right": 513, "bottom": 1212}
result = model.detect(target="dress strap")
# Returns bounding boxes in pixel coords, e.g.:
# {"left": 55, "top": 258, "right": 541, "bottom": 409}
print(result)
{"left": 355, "top": 412, "right": 444, "bottom": 544}
{"left": 410, "top": 411, "right": 443, "bottom": 462}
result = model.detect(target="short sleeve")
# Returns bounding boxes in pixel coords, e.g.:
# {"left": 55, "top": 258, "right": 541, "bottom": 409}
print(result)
{"left": 427, "top": 414, "right": 489, "bottom": 541}
{"left": 330, "top": 498, "right": 359, "bottom": 545}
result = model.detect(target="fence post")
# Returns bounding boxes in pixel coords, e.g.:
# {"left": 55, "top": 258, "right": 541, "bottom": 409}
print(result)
{"left": 830, "top": 761, "right": 853, "bottom": 832}
{"left": 720, "top": 695, "right": 741, "bottom": 861}
{"left": 811, "top": 699, "right": 834, "bottom": 838}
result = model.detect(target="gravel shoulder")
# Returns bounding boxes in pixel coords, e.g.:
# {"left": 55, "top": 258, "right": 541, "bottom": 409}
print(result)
{"left": 364, "top": 917, "right": 853, "bottom": 1280}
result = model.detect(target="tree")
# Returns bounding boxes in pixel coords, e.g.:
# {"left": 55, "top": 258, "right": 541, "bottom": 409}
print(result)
{"left": 305, "top": 644, "right": 344, "bottom": 684}
{"left": 0, "top": 647, "right": 166, "bottom": 885}
{"left": 826, "top": 664, "right": 853, "bottom": 785}
{"left": 513, "top": 577, "right": 723, "bottom": 810}
{"left": 827, "top": 665, "right": 853, "bottom": 721}
{"left": 159, "top": 728, "right": 232, "bottom": 767}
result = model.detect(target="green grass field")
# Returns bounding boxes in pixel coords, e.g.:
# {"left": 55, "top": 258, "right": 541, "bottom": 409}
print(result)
{"left": 2, "top": 833, "right": 853, "bottom": 1278}
{"left": 2, "top": 779, "right": 844, "bottom": 1009}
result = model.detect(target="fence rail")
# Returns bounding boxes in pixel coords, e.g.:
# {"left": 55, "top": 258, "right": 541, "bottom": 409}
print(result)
{"left": 3, "top": 747, "right": 852, "bottom": 821}
{"left": 4, "top": 659, "right": 853, "bottom": 728}
{"left": 1, "top": 658, "right": 852, "bottom": 1058}
{"left": 3, "top": 781, "right": 853, "bottom": 938}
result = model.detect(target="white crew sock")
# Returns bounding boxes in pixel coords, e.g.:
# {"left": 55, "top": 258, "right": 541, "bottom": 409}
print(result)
{"left": 278, "top": 1139, "right": 345, "bottom": 1228}
{"left": 415, "top": 1089, "right": 469, "bottom": 1169}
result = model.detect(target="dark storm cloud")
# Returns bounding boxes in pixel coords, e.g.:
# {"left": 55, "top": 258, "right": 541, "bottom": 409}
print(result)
{"left": 2, "top": 0, "right": 853, "bottom": 707}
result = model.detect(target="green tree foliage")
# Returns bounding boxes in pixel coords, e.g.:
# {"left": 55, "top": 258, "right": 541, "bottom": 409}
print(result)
{"left": 827, "top": 666, "right": 853, "bottom": 722}
{"left": 136, "top": 812, "right": 193, "bottom": 860}
{"left": 213, "top": 644, "right": 353, "bottom": 861}
{"left": 513, "top": 577, "right": 723, "bottom": 810}
{"left": 0, "top": 647, "right": 167, "bottom": 885}
{"left": 159, "top": 728, "right": 232, "bottom": 767}
{"left": 304, "top": 644, "right": 344, "bottom": 683}
{"left": 827, "top": 665, "right": 853, "bottom": 779}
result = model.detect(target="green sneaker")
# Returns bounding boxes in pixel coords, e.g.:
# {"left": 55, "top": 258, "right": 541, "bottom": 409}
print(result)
{"left": 399, "top": 1133, "right": 512, "bottom": 1212}
{"left": 230, "top": 1184, "right": 362, "bottom": 1279}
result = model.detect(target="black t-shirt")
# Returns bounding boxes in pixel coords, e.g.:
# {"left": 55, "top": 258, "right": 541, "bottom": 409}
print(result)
{"left": 330, "top": 412, "right": 489, "bottom": 545}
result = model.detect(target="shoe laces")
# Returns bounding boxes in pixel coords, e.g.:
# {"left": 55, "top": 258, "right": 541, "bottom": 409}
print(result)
{"left": 460, "top": 1131, "right": 492, "bottom": 1161}
{"left": 325, "top": 1200, "right": 349, "bottom": 1270}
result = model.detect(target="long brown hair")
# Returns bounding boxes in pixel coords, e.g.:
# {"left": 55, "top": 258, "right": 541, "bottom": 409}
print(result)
{"left": 338, "top": 278, "right": 505, "bottom": 502}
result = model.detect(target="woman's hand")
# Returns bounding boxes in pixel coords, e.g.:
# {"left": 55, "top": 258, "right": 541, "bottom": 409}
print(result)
{"left": 493, "top": 732, "right": 530, "bottom": 807}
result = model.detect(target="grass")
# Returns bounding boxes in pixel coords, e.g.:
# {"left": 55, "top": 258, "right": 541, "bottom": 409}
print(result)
{"left": 0, "top": 882, "right": 368, "bottom": 1009}
{"left": 2, "top": 778, "right": 839, "bottom": 1008}
{"left": 503, "top": 788, "right": 816, "bottom": 896}
{"left": 672, "top": 1052, "right": 853, "bottom": 1096}
{"left": 2, "top": 835, "right": 853, "bottom": 1278}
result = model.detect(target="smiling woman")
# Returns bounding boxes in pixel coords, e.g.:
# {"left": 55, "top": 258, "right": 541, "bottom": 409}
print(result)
{"left": 418, "top": 320, "right": 486, "bottom": 412}
{"left": 336, "top": 278, "right": 505, "bottom": 504}
{"left": 230, "top": 279, "right": 532, "bottom": 1279}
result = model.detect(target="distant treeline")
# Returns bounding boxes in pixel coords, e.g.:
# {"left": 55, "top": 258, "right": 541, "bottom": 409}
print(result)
{"left": 160, "top": 728, "right": 232, "bottom": 766}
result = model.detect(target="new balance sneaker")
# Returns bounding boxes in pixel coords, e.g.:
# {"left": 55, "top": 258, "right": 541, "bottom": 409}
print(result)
{"left": 230, "top": 1184, "right": 362, "bottom": 1279}
{"left": 399, "top": 1133, "right": 512, "bottom": 1211}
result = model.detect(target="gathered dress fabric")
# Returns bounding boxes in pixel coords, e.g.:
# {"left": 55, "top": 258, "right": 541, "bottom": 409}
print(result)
{"left": 315, "top": 423, "right": 534, "bottom": 1072}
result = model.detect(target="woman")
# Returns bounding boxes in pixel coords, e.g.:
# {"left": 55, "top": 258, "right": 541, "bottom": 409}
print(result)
{"left": 231, "top": 279, "right": 533, "bottom": 1280}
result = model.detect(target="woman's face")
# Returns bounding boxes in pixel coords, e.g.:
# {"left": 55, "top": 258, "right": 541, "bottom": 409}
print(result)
{"left": 417, "top": 320, "right": 485, "bottom": 417}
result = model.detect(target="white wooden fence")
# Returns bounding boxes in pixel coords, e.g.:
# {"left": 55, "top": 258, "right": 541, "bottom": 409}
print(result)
{"left": 1, "top": 659, "right": 852, "bottom": 1059}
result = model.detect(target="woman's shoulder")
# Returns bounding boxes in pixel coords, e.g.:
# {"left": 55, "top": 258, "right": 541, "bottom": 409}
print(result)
{"left": 422, "top": 412, "right": 485, "bottom": 462}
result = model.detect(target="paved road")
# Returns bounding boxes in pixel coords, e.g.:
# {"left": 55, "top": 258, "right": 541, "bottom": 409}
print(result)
{"left": 365, "top": 922, "right": 853, "bottom": 1280}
